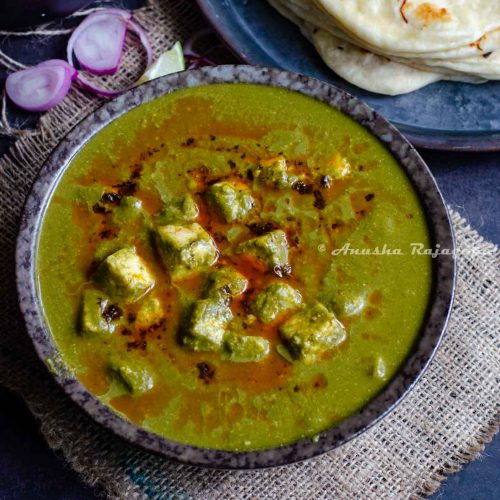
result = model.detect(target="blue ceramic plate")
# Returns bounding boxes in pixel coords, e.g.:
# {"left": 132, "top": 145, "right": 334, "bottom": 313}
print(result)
{"left": 197, "top": 0, "right": 500, "bottom": 151}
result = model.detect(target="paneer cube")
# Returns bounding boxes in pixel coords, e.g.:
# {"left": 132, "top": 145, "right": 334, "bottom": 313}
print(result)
{"left": 279, "top": 302, "right": 346, "bottom": 364}
{"left": 236, "top": 230, "right": 289, "bottom": 271}
{"left": 182, "top": 298, "right": 233, "bottom": 352}
{"left": 135, "top": 295, "right": 164, "bottom": 327}
{"left": 154, "top": 223, "right": 218, "bottom": 280}
{"left": 251, "top": 283, "right": 302, "bottom": 323}
{"left": 109, "top": 356, "right": 154, "bottom": 394}
{"left": 223, "top": 332, "right": 270, "bottom": 362}
{"left": 207, "top": 181, "right": 254, "bottom": 222}
{"left": 156, "top": 194, "right": 199, "bottom": 224}
{"left": 205, "top": 267, "right": 248, "bottom": 299}
{"left": 79, "top": 289, "right": 118, "bottom": 335}
{"left": 253, "top": 157, "right": 293, "bottom": 189}
{"left": 94, "top": 247, "right": 155, "bottom": 301}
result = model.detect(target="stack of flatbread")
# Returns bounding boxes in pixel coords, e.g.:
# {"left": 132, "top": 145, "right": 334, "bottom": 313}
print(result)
{"left": 267, "top": 0, "right": 500, "bottom": 95}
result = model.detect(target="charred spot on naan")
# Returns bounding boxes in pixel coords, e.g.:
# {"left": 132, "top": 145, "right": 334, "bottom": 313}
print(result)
{"left": 411, "top": 2, "right": 453, "bottom": 27}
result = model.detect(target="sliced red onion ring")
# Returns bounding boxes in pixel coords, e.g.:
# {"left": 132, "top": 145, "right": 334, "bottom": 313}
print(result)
{"left": 67, "top": 9, "right": 131, "bottom": 76}
{"left": 67, "top": 9, "right": 153, "bottom": 97}
{"left": 6, "top": 9, "right": 154, "bottom": 111}
{"left": 74, "top": 16, "right": 127, "bottom": 75}
{"left": 5, "top": 62, "right": 74, "bottom": 112}
{"left": 126, "top": 19, "right": 153, "bottom": 68}
{"left": 72, "top": 75, "right": 124, "bottom": 98}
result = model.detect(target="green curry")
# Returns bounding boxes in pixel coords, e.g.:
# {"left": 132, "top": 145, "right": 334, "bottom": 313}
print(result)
{"left": 37, "top": 84, "right": 431, "bottom": 451}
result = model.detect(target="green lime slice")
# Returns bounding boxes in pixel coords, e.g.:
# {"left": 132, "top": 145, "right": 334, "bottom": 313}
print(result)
{"left": 136, "top": 41, "right": 185, "bottom": 85}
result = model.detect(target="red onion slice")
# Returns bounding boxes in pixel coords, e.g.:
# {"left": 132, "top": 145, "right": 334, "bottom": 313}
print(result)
{"left": 38, "top": 59, "right": 78, "bottom": 81}
{"left": 69, "top": 14, "right": 153, "bottom": 98}
{"left": 126, "top": 19, "right": 153, "bottom": 68}
{"left": 72, "top": 75, "right": 124, "bottom": 98}
{"left": 5, "top": 64, "right": 73, "bottom": 112}
{"left": 67, "top": 9, "right": 131, "bottom": 76}
{"left": 74, "top": 16, "right": 127, "bottom": 75}
{"left": 6, "top": 8, "right": 155, "bottom": 111}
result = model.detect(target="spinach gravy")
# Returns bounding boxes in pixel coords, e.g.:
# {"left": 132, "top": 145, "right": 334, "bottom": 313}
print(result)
{"left": 38, "top": 84, "right": 432, "bottom": 450}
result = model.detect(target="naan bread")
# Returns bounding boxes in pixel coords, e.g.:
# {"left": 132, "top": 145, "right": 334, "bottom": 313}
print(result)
{"left": 316, "top": 0, "right": 500, "bottom": 54}
{"left": 267, "top": 0, "right": 498, "bottom": 93}
{"left": 391, "top": 49, "right": 500, "bottom": 79}
{"left": 308, "top": 27, "right": 444, "bottom": 95}
{"left": 283, "top": 0, "right": 500, "bottom": 60}
{"left": 269, "top": 0, "right": 446, "bottom": 94}
{"left": 280, "top": 0, "right": 500, "bottom": 73}
{"left": 270, "top": 0, "right": 500, "bottom": 85}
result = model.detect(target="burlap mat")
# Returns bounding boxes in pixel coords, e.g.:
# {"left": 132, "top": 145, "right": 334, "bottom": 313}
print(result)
{"left": 0, "top": 1, "right": 498, "bottom": 498}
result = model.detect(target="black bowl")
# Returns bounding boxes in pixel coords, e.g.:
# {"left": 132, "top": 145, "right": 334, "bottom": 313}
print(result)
{"left": 16, "top": 65, "right": 455, "bottom": 469}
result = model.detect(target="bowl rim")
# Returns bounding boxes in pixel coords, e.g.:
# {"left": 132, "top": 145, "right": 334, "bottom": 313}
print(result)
{"left": 15, "top": 64, "right": 456, "bottom": 469}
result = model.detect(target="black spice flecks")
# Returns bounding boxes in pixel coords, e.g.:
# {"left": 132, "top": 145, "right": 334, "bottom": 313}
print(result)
{"left": 113, "top": 181, "right": 137, "bottom": 197}
{"left": 274, "top": 264, "right": 292, "bottom": 278}
{"left": 101, "top": 192, "right": 121, "bottom": 205}
{"left": 92, "top": 203, "right": 109, "bottom": 214}
{"left": 197, "top": 361, "right": 216, "bottom": 384}
{"left": 247, "top": 222, "right": 276, "bottom": 235}
{"left": 102, "top": 304, "right": 123, "bottom": 323}
{"left": 319, "top": 175, "right": 331, "bottom": 188}
{"left": 130, "top": 164, "right": 143, "bottom": 179}
{"left": 292, "top": 180, "right": 313, "bottom": 195}
{"left": 98, "top": 229, "right": 116, "bottom": 240}
{"left": 313, "top": 190, "right": 326, "bottom": 210}
{"left": 127, "top": 340, "right": 147, "bottom": 351}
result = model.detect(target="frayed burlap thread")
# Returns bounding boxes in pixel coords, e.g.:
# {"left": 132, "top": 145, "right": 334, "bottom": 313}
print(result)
{"left": 0, "top": 1, "right": 499, "bottom": 498}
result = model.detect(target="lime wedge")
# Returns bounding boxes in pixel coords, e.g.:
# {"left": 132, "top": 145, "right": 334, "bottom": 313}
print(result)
{"left": 136, "top": 41, "right": 185, "bottom": 85}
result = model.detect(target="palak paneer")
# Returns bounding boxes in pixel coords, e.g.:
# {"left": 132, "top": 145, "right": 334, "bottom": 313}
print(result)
{"left": 37, "top": 84, "right": 432, "bottom": 451}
